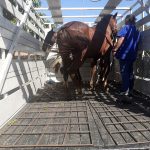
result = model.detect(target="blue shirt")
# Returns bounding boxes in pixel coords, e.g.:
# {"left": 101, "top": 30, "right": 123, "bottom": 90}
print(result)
{"left": 115, "top": 25, "right": 140, "bottom": 61}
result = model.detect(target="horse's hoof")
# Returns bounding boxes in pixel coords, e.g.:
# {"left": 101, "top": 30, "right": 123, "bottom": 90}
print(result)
{"left": 105, "top": 87, "right": 109, "bottom": 93}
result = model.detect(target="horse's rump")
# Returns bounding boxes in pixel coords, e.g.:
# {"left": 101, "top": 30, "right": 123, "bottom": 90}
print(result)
{"left": 57, "top": 22, "right": 90, "bottom": 56}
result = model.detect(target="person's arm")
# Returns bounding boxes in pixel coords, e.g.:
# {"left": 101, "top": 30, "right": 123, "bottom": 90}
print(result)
{"left": 113, "top": 37, "right": 125, "bottom": 55}
{"left": 113, "top": 25, "right": 128, "bottom": 56}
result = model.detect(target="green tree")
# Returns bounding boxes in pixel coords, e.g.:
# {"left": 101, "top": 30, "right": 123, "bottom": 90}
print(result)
{"left": 32, "top": 0, "right": 41, "bottom": 7}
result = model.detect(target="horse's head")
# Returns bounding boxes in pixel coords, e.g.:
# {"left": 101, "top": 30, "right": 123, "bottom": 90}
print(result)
{"left": 109, "top": 12, "right": 118, "bottom": 34}
{"left": 42, "top": 28, "right": 57, "bottom": 52}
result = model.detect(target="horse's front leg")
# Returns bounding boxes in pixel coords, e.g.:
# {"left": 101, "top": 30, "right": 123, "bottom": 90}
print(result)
{"left": 70, "top": 69, "right": 82, "bottom": 95}
{"left": 62, "top": 68, "right": 69, "bottom": 93}
{"left": 89, "top": 58, "right": 97, "bottom": 90}
{"left": 103, "top": 61, "right": 110, "bottom": 92}
{"left": 90, "top": 65, "right": 97, "bottom": 90}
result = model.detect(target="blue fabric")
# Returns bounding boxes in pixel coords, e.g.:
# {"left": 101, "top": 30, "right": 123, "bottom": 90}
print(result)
{"left": 119, "top": 60, "right": 134, "bottom": 93}
{"left": 115, "top": 25, "right": 140, "bottom": 61}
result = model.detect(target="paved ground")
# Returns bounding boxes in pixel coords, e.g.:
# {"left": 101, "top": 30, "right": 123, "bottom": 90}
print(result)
{"left": 0, "top": 82, "right": 150, "bottom": 150}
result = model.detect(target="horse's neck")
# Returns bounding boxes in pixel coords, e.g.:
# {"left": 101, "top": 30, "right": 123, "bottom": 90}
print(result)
{"left": 106, "top": 24, "right": 112, "bottom": 36}
{"left": 89, "top": 27, "right": 96, "bottom": 40}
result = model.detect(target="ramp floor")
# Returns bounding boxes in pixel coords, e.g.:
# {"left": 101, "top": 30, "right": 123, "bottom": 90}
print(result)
{"left": 0, "top": 82, "right": 150, "bottom": 150}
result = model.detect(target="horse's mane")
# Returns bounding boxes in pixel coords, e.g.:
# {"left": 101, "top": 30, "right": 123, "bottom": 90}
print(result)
{"left": 88, "top": 14, "right": 113, "bottom": 57}
{"left": 96, "top": 14, "right": 112, "bottom": 31}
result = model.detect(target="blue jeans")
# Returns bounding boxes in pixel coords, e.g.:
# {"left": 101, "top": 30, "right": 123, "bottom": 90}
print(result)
{"left": 119, "top": 60, "right": 134, "bottom": 94}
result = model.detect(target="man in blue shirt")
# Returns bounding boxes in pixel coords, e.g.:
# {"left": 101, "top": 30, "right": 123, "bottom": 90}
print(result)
{"left": 113, "top": 15, "right": 140, "bottom": 100}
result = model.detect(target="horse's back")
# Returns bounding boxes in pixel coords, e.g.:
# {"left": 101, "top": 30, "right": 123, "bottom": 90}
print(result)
{"left": 61, "top": 21, "right": 89, "bottom": 31}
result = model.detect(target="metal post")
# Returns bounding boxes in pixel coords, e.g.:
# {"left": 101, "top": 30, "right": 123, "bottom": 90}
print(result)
{"left": 28, "top": 53, "right": 31, "bottom": 60}
{"left": 0, "top": 0, "right": 32, "bottom": 94}
{"left": 18, "top": 52, "right": 21, "bottom": 60}
{"left": 142, "top": 0, "right": 145, "bottom": 31}
{"left": 0, "top": 6, "right": 3, "bottom": 16}
{"left": 1, "top": 49, "right": 6, "bottom": 60}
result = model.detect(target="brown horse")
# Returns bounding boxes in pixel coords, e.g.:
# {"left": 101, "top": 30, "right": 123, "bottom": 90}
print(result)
{"left": 42, "top": 13, "right": 118, "bottom": 94}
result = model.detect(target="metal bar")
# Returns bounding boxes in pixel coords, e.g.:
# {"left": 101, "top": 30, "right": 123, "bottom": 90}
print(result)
{"left": 122, "top": 110, "right": 150, "bottom": 141}
{"left": 76, "top": 101, "right": 82, "bottom": 144}
{"left": 34, "top": 7, "right": 130, "bottom": 10}
{"left": 105, "top": 120, "right": 150, "bottom": 125}
{"left": 111, "top": 129, "right": 150, "bottom": 134}
{"left": 85, "top": 101, "right": 93, "bottom": 145}
{"left": 35, "top": 122, "right": 49, "bottom": 145}
{"left": 87, "top": 101, "right": 118, "bottom": 145}
{"left": 10, "top": 123, "right": 89, "bottom": 126}
{"left": 12, "top": 112, "right": 41, "bottom": 145}
{"left": 23, "top": 110, "right": 87, "bottom": 113}
{"left": 117, "top": 1, "right": 139, "bottom": 21}
{"left": 103, "top": 103, "right": 150, "bottom": 141}
{"left": 2, "top": 105, "right": 32, "bottom": 134}
{"left": 26, "top": 106, "right": 87, "bottom": 109}
{"left": 103, "top": 107, "right": 128, "bottom": 143}
{"left": 99, "top": 92, "right": 150, "bottom": 142}
{"left": 91, "top": 102, "right": 138, "bottom": 142}
{"left": 94, "top": 102, "right": 128, "bottom": 144}
{"left": 27, "top": 105, "right": 86, "bottom": 108}
{"left": 62, "top": 104, "right": 72, "bottom": 144}
{"left": 1, "top": 131, "right": 91, "bottom": 135}
{"left": 16, "top": 116, "right": 88, "bottom": 119}
{"left": 118, "top": 140, "right": 150, "bottom": 146}
{"left": 101, "top": 114, "right": 144, "bottom": 118}
{"left": 0, "top": 144, "right": 94, "bottom": 148}
{"left": 40, "top": 14, "right": 122, "bottom": 18}
{"left": 97, "top": 109, "right": 129, "bottom": 113}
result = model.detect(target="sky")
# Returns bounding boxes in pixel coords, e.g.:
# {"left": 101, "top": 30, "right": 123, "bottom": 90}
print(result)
{"left": 37, "top": 0, "right": 148, "bottom": 25}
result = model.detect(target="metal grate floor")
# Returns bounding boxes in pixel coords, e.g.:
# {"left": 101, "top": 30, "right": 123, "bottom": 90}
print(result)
{"left": 0, "top": 82, "right": 150, "bottom": 150}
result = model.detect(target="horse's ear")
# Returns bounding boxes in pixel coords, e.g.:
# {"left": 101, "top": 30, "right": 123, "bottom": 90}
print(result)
{"left": 113, "top": 12, "right": 118, "bottom": 19}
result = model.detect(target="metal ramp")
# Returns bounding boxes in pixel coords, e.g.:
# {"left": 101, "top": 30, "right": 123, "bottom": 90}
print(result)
{"left": 0, "top": 82, "right": 150, "bottom": 150}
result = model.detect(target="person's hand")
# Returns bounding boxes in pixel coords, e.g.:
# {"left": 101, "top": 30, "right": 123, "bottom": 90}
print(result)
{"left": 112, "top": 48, "right": 117, "bottom": 56}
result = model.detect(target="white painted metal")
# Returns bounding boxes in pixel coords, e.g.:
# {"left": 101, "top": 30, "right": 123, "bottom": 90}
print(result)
{"left": 95, "top": 0, "right": 122, "bottom": 22}
{"left": 0, "top": 59, "right": 46, "bottom": 128}
{"left": 34, "top": 6, "right": 131, "bottom": 10}
{"left": 0, "top": 0, "right": 32, "bottom": 94}
{"left": 0, "top": 0, "right": 45, "bottom": 39}
{"left": 1, "top": 49, "right": 6, "bottom": 60}
{"left": 40, "top": 14, "right": 122, "bottom": 18}
{"left": 47, "top": 0, "right": 63, "bottom": 24}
